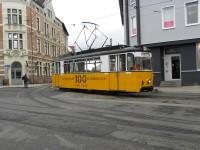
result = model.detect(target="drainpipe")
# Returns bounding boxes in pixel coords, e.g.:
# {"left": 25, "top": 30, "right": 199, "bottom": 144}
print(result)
{"left": 124, "top": 0, "right": 130, "bottom": 46}
{"left": 136, "top": 0, "right": 141, "bottom": 46}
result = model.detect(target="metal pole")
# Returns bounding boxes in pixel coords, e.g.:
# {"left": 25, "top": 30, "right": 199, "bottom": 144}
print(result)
{"left": 136, "top": 0, "right": 141, "bottom": 46}
{"left": 125, "top": 0, "right": 130, "bottom": 46}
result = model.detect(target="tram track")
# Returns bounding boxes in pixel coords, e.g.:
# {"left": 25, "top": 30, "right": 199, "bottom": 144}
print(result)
{"left": 0, "top": 102, "right": 200, "bottom": 139}
{"left": 38, "top": 87, "right": 200, "bottom": 125}
{"left": 36, "top": 87, "right": 200, "bottom": 137}
{"left": 0, "top": 86, "right": 200, "bottom": 142}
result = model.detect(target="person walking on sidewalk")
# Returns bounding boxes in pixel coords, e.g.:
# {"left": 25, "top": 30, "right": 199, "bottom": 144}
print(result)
{"left": 22, "top": 74, "right": 29, "bottom": 88}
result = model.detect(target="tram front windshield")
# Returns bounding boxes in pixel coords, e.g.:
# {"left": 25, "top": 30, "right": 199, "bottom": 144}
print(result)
{"left": 127, "top": 52, "right": 152, "bottom": 71}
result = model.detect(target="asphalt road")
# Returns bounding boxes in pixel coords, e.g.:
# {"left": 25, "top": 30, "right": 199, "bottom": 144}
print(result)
{"left": 0, "top": 86, "right": 200, "bottom": 150}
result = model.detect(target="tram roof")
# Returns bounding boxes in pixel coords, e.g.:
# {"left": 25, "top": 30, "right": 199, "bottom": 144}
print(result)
{"left": 55, "top": 45, "right": 146, "bottom": 61}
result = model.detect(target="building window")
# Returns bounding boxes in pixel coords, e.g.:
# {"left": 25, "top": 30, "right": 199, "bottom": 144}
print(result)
{"left": 39, "top": 62, "right": 42, "bottom": 76}
{"left": 36, "top": 17, "right": 40, "bottom": 32}
{"left": 162, "top": 6, "right": 175, "bottom": 29}
{"left": 45, "top": 41, "right": 50, "bottom": 55}
{"left": 52, "top": 45, "right": 56, "bottom": 57}
{"left": 131, "top": 16, "right": 137, "bottom": 36}
{"left": 36, "top": 39, "right": 41, "bottom": 52}
{"left": 48, "top": 9, "right": 52, "bottom": 19}
{"left": 58, "top": 47, "right": 61, "bottom": 56}
{"left": 55, "top": 46, "right": 57, "bottom": 57}
{"left": 196, "top": 43, "right": 200, "bottom": 70}
{"left": 8, "top": 33, "right": 23, "bottom": 50}
{"left": 52, "top": 27, "right": 54, "bottom": 37}
{"left": 45, "top": 23, "right": 49, "bottom": 37}
{"left": 185, "top": 1, "right": 199, "bottom": 25}
{"left": 7, "top": 9, "right": 22, "bottom": 25}
{"left": 130, "top": 0, "right": 136, "bottom": 7}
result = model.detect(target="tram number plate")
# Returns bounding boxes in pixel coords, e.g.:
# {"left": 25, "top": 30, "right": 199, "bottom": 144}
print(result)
{"left": 75, "top": 75, "right": 87, "bottom": 83}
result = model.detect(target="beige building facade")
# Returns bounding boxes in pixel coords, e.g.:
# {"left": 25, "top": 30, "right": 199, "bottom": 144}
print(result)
{"left": 0, "top": 0, "right": 68, "bottom": 85}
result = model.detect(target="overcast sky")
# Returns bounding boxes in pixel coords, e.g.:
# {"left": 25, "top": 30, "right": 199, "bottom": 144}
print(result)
{"left": 52, "top": 0, "right": 124, "bottom": 50}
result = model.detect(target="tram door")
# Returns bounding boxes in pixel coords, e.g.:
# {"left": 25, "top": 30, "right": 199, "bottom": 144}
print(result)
{"left": 109, "top": 55, "right": 119, "bottom": 90}
{"left": 109, "top": 54, "right": 127, "bottom": 91}
{"left": 118, "top": 54, "right": 127, "bottom": 90}
{"left": 11, "top": 62, "right": 23, "bottom": 85}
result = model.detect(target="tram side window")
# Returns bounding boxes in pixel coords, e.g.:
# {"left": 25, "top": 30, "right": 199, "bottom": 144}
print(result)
{"left": 109, "top": 55, "right": 116, "bottom": 72}
{"left": 127, "top": 53, "right": 135, "bottom": 71}
{"left": 51, "top": 63, "right": 54, "bottom": 74}
{"left": 135, "top": 57, "right": 143, "bottom": 70}
{"left": 119, "top": 54, "right": 126, "bottom": 71}
{"left": 70, "top": 62, "right": 74, "bottom": 73}
{"left": 64, "top": 63, "right": 70, "bottom": 73}
{"left": 94, "top": 57, "right": 102, "bottom": 72}
{"left": 87, "top": 59, "right": 95, "bottom": 72}
{"left": 56, "top": 62, "right": 60, "bottom": 74}
{"left": 76, "top": 61, "right": 86, "bottom": 72}
{"left": 142, "top": 57, "right": 152, "bottom": 70}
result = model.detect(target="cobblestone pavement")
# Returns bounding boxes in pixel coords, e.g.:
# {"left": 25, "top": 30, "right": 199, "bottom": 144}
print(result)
{"left": 0, "top": 86, "right": 200, "bottom": 150}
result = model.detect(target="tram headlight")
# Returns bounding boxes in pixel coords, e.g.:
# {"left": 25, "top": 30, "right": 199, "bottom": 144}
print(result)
{"left": 147, "top": 79, "right": 152, "bottom": 84}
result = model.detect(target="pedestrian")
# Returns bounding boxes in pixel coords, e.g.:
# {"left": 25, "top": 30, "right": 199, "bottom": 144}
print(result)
{"left": 22, "top": 74, "right": 29, "bottom": 88}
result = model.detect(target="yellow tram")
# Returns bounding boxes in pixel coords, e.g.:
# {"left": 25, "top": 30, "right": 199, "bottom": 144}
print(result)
{"left": 52, "top": 46, "right": 153, "bottom": 93}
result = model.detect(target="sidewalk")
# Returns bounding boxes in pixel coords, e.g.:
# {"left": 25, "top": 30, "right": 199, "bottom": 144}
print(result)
{"left": 0, "top": 84, "right": 50, "bottom": 88}
{"left": 154, "top": 86, "right": 200, "bottom": 94}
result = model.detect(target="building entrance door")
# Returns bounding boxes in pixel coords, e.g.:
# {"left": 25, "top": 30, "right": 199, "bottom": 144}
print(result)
{"left": 164, "top": 54, "right": 181, "bottom": 81}
{"left": 11, "top": 62, "right": 23, "bottom": 85}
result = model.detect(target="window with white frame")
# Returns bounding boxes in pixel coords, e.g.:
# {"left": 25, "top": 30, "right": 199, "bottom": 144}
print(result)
{"left": 196, "top": 43, "right": 200, "bottom": 70}
{"left": 8, "top": 33, "right": 23, "bottom": 50}
{"left": 185, "top": 1, "right": 199, "bottom": 25}
{"left": 162, "top": 6, "right": 175, "bottom": 29}
{"left": 131, "top": 16, "right": 137, "bottom": 36}
{"left": 7, "top": 9, "right": 22, "bottom": 25}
